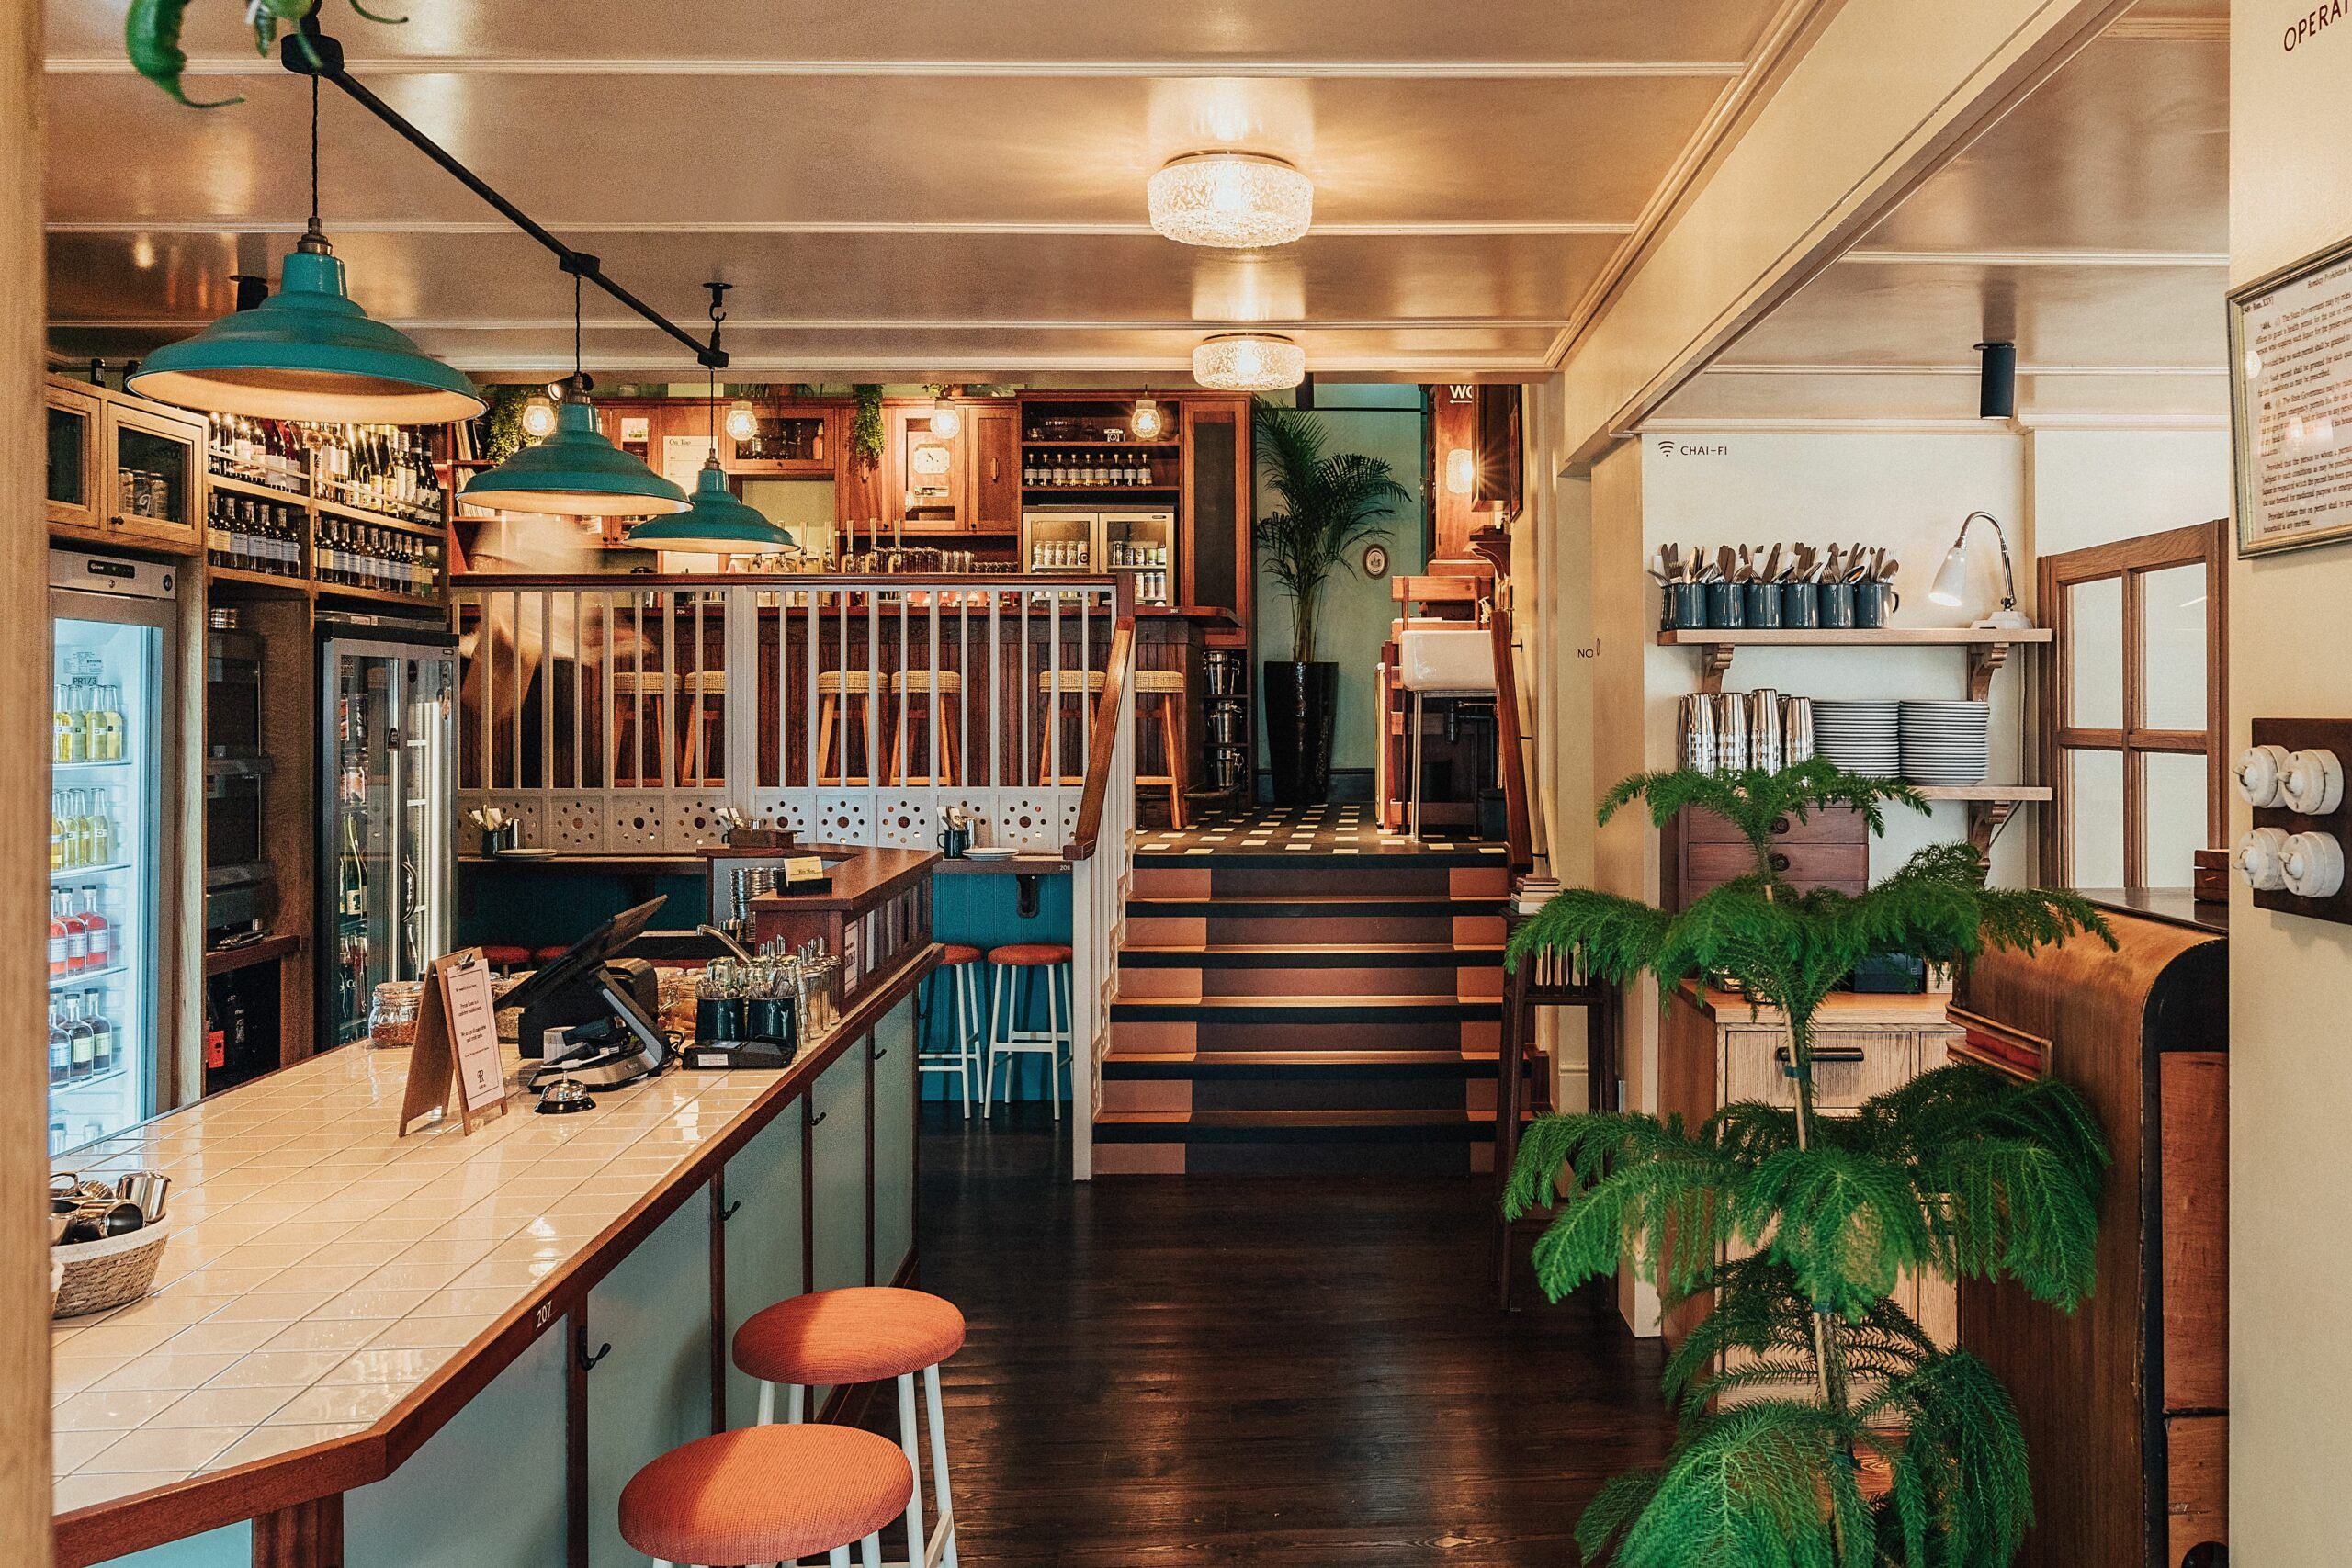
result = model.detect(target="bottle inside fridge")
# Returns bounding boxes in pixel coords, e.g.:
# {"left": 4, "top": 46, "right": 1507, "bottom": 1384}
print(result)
{"left": 48, "top": 617, "right": 160, "bottom": 1152}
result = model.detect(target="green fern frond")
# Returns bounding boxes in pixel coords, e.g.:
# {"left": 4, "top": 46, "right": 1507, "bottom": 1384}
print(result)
{"left": 1577, "top": 1471, "right": 1665, "bottom": 1564}
{"left": 1611, "top": 1400, "right": 1874, "bottom": 1568}
{"left": 1735, "top": 1146, "right": 1934, "bottom": 1319}
{"left": 1858, "top": 1349, "right": 2034, "bottom": 1567}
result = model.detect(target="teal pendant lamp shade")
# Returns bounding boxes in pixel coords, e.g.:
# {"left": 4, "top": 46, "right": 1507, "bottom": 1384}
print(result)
{"left": 129, "top": 239, "right": 485, "bottom": 423}
{"left": 625, "top": 459, "right": 794, "bottom": 553}
{"left": 460, "top": 397, "right": 690, "bottom": 517}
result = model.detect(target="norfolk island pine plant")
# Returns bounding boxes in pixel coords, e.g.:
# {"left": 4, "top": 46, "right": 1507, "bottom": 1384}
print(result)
{"left": 1503, "top": 760, "right": 2114, "bottom": 1567}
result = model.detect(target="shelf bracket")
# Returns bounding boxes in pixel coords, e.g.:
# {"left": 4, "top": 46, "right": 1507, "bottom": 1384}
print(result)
{"left": 1696, "top": 642, "right": 1736, "bottom": 695}
{"left": 1966, "top": 641, "right": 2012, "bottom": 703}
{"left": 1967, "top": 799, "right": 2018, "bottom": 854}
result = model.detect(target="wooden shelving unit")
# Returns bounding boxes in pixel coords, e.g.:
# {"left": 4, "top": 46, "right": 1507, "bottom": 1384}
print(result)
{"left": 1657, "top": 626, "right": 2052, "bottom": 698}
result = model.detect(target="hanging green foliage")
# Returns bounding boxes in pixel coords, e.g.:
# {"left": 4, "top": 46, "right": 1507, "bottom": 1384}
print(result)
{"left": 474, "top": 387, "right": 533, "bottom": 467}
{"left": 850, "top": 384, "right": 886, "bottom": 468}
{"left": 1507, "top": 760, "right": 2114, "bottom": 1567}
{"left": 127, "top": 0, "right": 406, "bottom": 108}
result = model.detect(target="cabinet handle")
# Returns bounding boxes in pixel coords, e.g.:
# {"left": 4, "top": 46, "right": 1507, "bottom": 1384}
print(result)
{"left": 809, "top": 1109, "right": 829, "bottom": 1128}
{"left": 1774, "top": 1045, "right": 1868, "bottom": 1065}
{"left": 1770, "top": 816, "right": 1792, "bottom": 835}
{"left": 1769, "top": 852, "right": 1792, "bottom": 872}
{"left": 989, "top": 458, "right": 1000, "bottom": 483}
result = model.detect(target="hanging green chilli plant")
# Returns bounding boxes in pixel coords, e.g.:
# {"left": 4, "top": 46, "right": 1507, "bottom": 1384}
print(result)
{"left": 128, "top": 0, "right": 408, "bottom": 109}
{"left": 849, "top": 384, "right": 886, "bottom": 468}
{"left": 1505, "top": 759, "right": 2113, "bottom": 1568}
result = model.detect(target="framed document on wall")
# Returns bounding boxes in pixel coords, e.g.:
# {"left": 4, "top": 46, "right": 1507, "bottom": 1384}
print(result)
{"left": 2231, "top": 233, "right": 2352, "bottom": 555}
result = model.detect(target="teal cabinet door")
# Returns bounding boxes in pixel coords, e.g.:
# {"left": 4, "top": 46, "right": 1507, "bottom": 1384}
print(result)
{"left": 584, "top": 1190, "right": 714, "bottom": 1568}
{"left": 870, "top": 996, "right": 918, "bottom": 1286}
{"left": 721, "top": 1105, "right": 806, "bottom": 1425}
{"left": 346, "top": 1318, "right": 568, "bottom": 1568}
{"left": 96, "top": 1526, "right": 253, "bottom": 1568}
{"left": 809, "top": 1042, "right": 871, "bottom": 1294}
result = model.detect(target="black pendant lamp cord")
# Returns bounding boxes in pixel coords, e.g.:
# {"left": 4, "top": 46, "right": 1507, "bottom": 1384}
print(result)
{"left": 573, "top": 273, "right": 583, "bottom": 386}
{"left": 704, "top": 281, "right": 731, "bottom": 457}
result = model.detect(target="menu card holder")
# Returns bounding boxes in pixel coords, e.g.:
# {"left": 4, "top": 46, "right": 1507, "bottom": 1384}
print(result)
{"left": 399, "top": 950, "right": 512, "bottom": 1136}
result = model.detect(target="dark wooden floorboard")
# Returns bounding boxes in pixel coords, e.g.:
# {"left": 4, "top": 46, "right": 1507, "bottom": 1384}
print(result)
{"left": 896, "top": 1105, "right": 1678, "bottom": 1566}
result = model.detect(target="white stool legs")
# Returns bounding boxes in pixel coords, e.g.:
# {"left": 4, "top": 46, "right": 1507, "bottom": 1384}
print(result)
{"left": 918, "top": 963, "right": 984, "bottom": 1117}
{"left": 757, "top": 1371, "right": 956, "bottom": 1568}
{"left": 983, "top": 960, "right": 1072, "bottom": 1119}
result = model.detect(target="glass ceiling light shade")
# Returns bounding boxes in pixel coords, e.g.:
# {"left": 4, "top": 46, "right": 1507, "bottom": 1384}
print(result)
{"left": 928, "top": 404, "right": 962, "bottom": 438}
{"left": 128, "top": 239, "right": 485, "bottom": 423}
{"left": 460, "top": 397, "right": 689, "bottom": 517}
{"left": 1148, "top": 152, "right": 1314, "bottom": 249}
{"left": 1193, "top": 333, "right": 1306, "bottom": 392}
{"left": 1130, "top": 397, "right": 1167, "bottom": 440}
{"left": 624, "top": 459, "right": 794, "bottom": 554}
{"left": 723, "top": 399, "right": 760, "bottom": 443}
{"left": 520, "top": 393, "right": 559, "bottom": 438}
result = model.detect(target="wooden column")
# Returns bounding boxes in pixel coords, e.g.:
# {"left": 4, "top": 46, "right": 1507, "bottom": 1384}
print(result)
{"left": 0, "top": 7, "right": 52, "bottom": 1568}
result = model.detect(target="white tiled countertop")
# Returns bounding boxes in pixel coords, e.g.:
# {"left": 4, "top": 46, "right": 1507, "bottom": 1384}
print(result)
{"left": 49, "top": 1032, "right": 814, "bottom": 1519}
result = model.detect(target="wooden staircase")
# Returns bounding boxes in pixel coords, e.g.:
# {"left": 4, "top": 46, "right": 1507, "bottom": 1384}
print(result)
{"left": 1093, "top": 852, "right": 1514, "bottom": 1174}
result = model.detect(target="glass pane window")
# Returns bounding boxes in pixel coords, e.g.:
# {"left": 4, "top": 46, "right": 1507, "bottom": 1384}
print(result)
{"left": 2140, "top": 564, "right": 2209, "bottom": 730}
{"left": 2142, "top": 751, "right": 2210, "bottom": 889}
{"left": 2068, "top": 749, "right": 2126, "bottom": 888}
{"left": 2068, "top": 577, "right": 2124, "bottom": 729}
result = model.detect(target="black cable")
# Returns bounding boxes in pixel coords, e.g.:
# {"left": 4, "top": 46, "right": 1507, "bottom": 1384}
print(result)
{"left": 308, "top": 73, "right": 320, "bottom": 237}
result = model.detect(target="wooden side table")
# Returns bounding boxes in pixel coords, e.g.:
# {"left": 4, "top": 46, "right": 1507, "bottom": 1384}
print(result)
{"left": 1494, "top": 913, "right": 1617, "bottom": 1311}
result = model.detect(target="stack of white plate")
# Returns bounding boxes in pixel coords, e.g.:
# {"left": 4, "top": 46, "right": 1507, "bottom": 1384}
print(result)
{"left": 1809, "top": 700, "right": 1900, "bottom": 774}
{"left": 1899, "top": 700, "right": 1990, "bottom": 785}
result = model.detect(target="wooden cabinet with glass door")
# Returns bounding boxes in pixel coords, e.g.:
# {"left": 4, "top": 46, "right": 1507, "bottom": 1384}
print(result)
{"left": 44, "top": 375, "right": 205, "bottom": 555}
{"left": 890, "top": 404, "right": 967, "bottom": 533}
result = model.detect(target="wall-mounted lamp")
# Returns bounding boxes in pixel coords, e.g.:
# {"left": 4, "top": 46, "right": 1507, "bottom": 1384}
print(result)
{"left": 1444, "top": 448, "right": 1478, "bottom": 496}
{"left": 723, "top": 399, "right": 760, "bottom": 444}
{"left": 1976, "top": 340, "right": 2017, "bottom": 421}
{"left": 1130, "top": 397, "right": 1167, "bottom": 441}
{"left": 520, "top": 393, "right": 560, "bottom": 440}
{"left": 928, "top": 404, "right": 962, "bottom": 439}
{"left": 1928, "top": 509, "right": 2031, "bottom": 628}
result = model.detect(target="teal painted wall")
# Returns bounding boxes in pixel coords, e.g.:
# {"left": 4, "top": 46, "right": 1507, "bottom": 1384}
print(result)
{"left": 1251, "top": 386, "right": 1429, "bottom": 783}
{"left": 99, "top": 1526, "right": 252, "bottom": 1567}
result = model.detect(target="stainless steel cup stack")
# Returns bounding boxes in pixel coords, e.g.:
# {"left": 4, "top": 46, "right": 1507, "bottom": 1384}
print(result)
{"left": 1713, "top": 691, "right": 1750, "bottom": 772}
{"left": 1746, "top": 688, "right": 1784, "bottom": 773}
{"left": 1781, "top": 696, "right": 1815, "bottom": 765}
{"left": 1679, "top": 693, "right": 1718, "bottom": 773}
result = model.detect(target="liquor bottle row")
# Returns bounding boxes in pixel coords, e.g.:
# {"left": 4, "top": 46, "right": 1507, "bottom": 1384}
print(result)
{"left": 206, "top": 415, "right": 447, "bottom": 525}
{"left": 49, "top": 990, "right": 121, "bottom": 1086}
{"left": 1107, "top": 540, "right": 1168, "bottom": 568}
{"left": 1023, "top": 452, "right": 1159, "bottom": 488}
{"left": 52, "top": 675, "right": 127, "bottom": 764}
{"left": 207, "top": 491, "right": 306, "bottom": 579}
{"left": 47, "top": 886, "right": 114, "bottom": 979}
{"left": 50, "top": 791, "right": 119, "bottom": 871}
{"left": 1128, "top": 570, "right": 1170, "bottom": 605}
{"left": 1029, "top": 541, "right": 1091, "bottom": 570}
{"left": 316, "top": 518, "right": 443, "bottom": 599}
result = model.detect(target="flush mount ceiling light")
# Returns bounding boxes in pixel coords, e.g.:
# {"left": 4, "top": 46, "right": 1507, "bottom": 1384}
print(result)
{"left": 1444, "top": 448, "right": 1478, "bottom": 496}
{"left": 723, "top": 398, "right": 760, "bottom": 444}
{"left": 463, "top": 274, "right": 689, "bottom": 518}
{"left": 1148, "top": 152, "right": 1314, "bottom": 249}
{"left": 129, "top": 77, "right": 482, "bottom": 423}
{"left": 928, "top": 404, "right": 962, "bottom": 438}
{"left": 520, "top": 394, "right": 559, "bottom": 439}
{"left": 627, "top": 282, "right": 793, "bottom": 555}
{"left": 1192, "top": 333, "right": 1306, "bottom": 392}
{"left": 1130, "top": 396, "right": 1167, "bottom": 441}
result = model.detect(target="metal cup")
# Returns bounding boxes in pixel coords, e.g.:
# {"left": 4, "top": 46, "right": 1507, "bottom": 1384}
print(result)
{"left": 1662, "top": 581, "right": 1705, "bottom": 629}
{"left": 1679, "top": 694, "right": 1717, "bottom": 773}
{"left": 1853, "top": 581, "right": 1900, "bottom": 628}
{"left": 1742, "top": 581, "right": 1784, "bottom": 628}
{"left": 1781, "top": 581, "right": 1819, "bottom": 628}
{"left": 1703, "top": 581, "right": 1745, "bottom": 628}
{"left": 114, "top": 1171, "right": 170, "bottom": 1226}
{"left": 1747, "top": 689, "right": 1784, "bottom": 773}
{"left": 1781, "top": 697, "right": 1815, "bottom": 765}
{"left": 1713, "top": 692, "right": 1750, "bottom": 772}
{"left": 1818, "top": 581, "right": 1857, "bottom": 628}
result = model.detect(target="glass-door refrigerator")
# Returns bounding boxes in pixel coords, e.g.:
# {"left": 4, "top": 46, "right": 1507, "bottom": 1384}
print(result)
{"left": 48, "top": 549, "right": 184, "bottom": 1155}
{"left": 320, "top": 619, "right": 457, "bottom": 1050}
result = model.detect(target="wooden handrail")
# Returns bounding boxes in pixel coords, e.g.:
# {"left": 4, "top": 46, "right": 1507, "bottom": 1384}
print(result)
{"left": 450, "top": 570, "right": 1118, "bottom": 591}
{"left": 1064, "top": 619, "right": 1137, "bottom": 863}
{"left": 1490, "top": 605, "right": 1535, "bottom": 874}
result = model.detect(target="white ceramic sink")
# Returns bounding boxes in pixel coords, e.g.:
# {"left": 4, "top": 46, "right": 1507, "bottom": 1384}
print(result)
{"left": 1396, "top": 626, "right": 1496, "bottom": 693}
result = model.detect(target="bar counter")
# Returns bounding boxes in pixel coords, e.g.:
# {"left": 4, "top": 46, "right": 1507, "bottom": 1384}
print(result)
{"left": 48, "top": 943, "right": 934, "bottom": 1568}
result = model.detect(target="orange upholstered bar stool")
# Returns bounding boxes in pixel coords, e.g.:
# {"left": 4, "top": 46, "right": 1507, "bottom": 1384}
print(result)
{"left": 618, "top": 1421, "right": 910, "bottom": 1568}
{"left": 735, "top": 1287, "right": 966, "bottom": 1568}
{"left": 984, "top": 942, "right": 1074, "bottom": 1118}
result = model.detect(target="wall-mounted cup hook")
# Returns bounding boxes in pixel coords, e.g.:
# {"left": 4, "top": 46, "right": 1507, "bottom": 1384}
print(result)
{"left": 576, "top": 1328, "right": 612, "bottom": 1372}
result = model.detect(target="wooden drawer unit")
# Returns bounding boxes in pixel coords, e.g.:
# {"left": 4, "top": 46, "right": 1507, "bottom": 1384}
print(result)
{"left": 1721, "top": 1026, "right": 1920, "bottom": 1111}
{"left": 1663, "top": 805, "right": 1867, "bottom": 909}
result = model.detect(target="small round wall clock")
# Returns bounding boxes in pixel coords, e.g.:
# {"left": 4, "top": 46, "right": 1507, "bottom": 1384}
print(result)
{"left": 1362, "top": 544, "right": 1390, "bottom": 578}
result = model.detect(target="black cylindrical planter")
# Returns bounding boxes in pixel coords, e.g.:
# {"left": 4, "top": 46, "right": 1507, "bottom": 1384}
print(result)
{"left": 1262, "top": 660, "right": 1338, "bottom": 805}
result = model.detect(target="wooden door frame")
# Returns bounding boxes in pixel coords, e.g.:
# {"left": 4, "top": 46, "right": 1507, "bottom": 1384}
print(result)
{"left": 2037, "top": 520, "right": 2228, "bottom": 888}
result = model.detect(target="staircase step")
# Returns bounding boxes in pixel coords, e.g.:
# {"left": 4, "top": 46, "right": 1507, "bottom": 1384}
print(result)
{"left": 1092, "top": 1109, "right": 1496, "bottom": 1176}
{"left": 1113, "top": 994, "right": 1501, "bottom": 1021}
{"left": 1103, "top": 1049, "right": 1498, "bottom": 1077}
{"left": 1125, "top": 894, "right": 1503, "bottom": 919}
{"left": 1119, "top": 942, "right": 1501, "bottom": 969}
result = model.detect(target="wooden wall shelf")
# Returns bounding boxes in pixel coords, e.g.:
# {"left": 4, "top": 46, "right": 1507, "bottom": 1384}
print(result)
{"left": 1657, "top": 625, "right": 2052, "bottom": 697}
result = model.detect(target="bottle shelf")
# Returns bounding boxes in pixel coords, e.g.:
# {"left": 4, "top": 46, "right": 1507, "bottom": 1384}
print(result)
{"left": 51, "top": 759, "right": 132, "bottom": 772}
{"left": 51, "top": 861, "right": 131, "bottom": 880}
{"left": 50, "top": 962, "right": 127, "bottom": 990}
{"left": 314, "top": 580, "right": 443, "bottom": 611}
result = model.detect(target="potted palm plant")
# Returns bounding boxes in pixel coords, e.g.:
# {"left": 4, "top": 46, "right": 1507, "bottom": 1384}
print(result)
{"left": 1252, "top": 400, "right": 1408, "bottom": 803}
{"left": 1506, "top": 760, "right": 2114, "bottom": 1566}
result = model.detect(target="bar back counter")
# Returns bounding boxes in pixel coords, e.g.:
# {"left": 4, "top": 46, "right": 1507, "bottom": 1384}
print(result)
{"left": 48, "top": 849, "right": 938, "bottom": 1568}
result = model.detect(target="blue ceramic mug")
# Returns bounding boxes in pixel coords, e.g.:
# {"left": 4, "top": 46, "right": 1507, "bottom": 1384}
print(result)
{"left": 1853, "top": 581, "right": 1900, "bottom": 628}
{"left": 1743, "top": 582, "right": 1784, "bottom": 628}
{"left": 1781, "top": 581, "right": 1819, "bottom": 628}
{"left": 1818, "top": 581, "right": 1856, "bottom": 629}
{"left": 1662, "top": 582, "right": 1705, "bottom": 629}
{"left": 1704, "top": 581, "right": 1746, "bottom": 628}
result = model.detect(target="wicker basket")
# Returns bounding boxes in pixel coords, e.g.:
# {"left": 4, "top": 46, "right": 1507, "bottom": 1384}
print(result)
{"left": 51, "top": 1222, "right": 170, "bottom": 1319}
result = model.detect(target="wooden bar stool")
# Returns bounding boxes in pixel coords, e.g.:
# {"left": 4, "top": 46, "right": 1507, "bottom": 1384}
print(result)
{"left": 919, "top": 943, "right": 986, "bottom": 1117}
{"left": 1035, "top": 668, "right": 1106, "bottom": 784}
{"left": 678, "top": 670, "right": 727, "bottom": 786}
{"left": 1133, "top": 667, "right": 1189, "bottom": 828}
{"left": 888, "top": 669, "right": 963, "bottom": 785}
{"left": 984, "top": 942, "right": 1074, "bottom": 1119}
{"left": 608, "top": 669, "right": 677, "bottom": 785}
{"left": 619, "top": 1422, "right": 910, "bottom": 1568}
{"left": 814, "top": 670, "right": 885, "bottom": 785}
{"left": 735, "top": 1287, "right": 965, "bottom": 1568}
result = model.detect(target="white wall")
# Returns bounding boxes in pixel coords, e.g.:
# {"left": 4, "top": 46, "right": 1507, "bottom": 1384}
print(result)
{"left": 2228, "top": 2, "right": 2352, "bottom": 1553}
{"left": 2026, "top": 428, "right": 2233, "bottom": 558}
{"left": 1638, "top": 430, "right": 2035, "bottom": 883}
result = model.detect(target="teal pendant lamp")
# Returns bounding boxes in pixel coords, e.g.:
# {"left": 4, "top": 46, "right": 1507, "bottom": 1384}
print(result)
{"left": 624, "top": 282, "right": 793, "bottom": 554}
{"left": 460, "top": 274, "right": 690, "bottom": 518}
{"left": 129, "top": 77, "right": 483, "bottom": 423}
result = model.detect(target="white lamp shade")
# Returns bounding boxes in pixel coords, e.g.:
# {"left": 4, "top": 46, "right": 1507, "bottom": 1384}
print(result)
{"left": 1193, "top": 333, "right": 1306, "bottom": 392}
{"left": 1445, "top": 448, "right": 1477, "bottom": 496}
{"left": 1928, "top": 544, "right": 1968, "bottom": 607}
{"left": 1148, "top": 152, "right": 1314, "bottom": 249}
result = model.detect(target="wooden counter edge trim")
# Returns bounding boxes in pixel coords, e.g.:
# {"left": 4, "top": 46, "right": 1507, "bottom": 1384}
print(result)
{"left": 450, "top": 571, "right": 1119, "bottom": 591}
{"left": 50, "top": 943, "right": 942, "bottom": 1568}
{"left": 1065, "top": 619, "right": 1136, "bottom": 863}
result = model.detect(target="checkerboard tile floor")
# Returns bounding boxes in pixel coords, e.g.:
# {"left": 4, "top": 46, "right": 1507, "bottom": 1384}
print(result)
{"left": 1135, "top": 805, "right": 1508, "bottom": 858}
